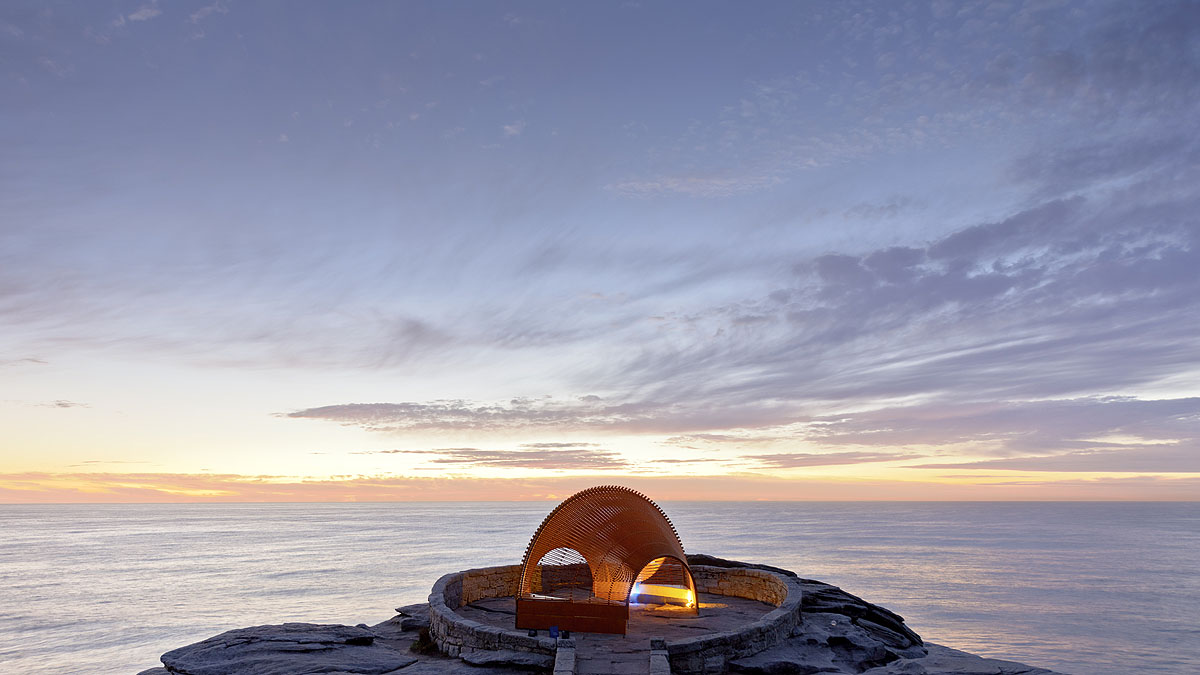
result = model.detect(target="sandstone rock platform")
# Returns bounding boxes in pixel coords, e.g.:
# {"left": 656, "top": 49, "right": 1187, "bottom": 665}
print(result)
{"left": 143, "top": 557, "right": 1068, "bottom": 675}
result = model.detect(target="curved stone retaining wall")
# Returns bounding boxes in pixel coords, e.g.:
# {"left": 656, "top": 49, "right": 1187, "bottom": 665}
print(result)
{"left": 428, "top": 563, "right": 802, "bottom": 673}
{"left": 691, "top": 565, "right": 791, "bottom": 605}
{"left": 666, "top": 565, "right": 804, "bottom": 675}
{"left": 428, "top": 564, "right": 557, "bottom": 657}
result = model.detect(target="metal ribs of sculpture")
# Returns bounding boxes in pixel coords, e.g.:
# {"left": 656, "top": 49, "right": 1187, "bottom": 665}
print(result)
{"left": 516, "top": 485, "right": 698, "bottom": 635}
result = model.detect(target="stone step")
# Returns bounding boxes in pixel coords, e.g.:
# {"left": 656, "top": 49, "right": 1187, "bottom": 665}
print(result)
{"left": 574, "top": 651, "right": 650, "bottom": 675}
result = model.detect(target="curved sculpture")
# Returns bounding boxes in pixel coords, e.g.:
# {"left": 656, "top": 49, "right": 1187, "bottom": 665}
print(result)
{"left": 516, "top": 485, "right": 697, "bottom": 634}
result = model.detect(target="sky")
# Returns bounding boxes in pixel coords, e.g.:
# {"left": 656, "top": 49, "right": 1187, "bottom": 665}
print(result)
{"left": 2, "top": 0, "right": 1198, "bottom": 502}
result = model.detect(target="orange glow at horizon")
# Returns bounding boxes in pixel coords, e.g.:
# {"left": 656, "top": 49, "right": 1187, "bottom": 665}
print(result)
{"left": 1, "top": 470, "right": 1197, "bottom": 503}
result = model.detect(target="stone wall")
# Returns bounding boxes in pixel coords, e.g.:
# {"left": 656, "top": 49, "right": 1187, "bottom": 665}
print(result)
{"left": 460, "top": 564, "right": 521, "bottom": 605}
{"left": 427, "top": 565, "right": 557, "bottom": 657}
{"left": 428, "top": 562, "right": 803, "bottom": 674}
{"left": 690, "top": 565, "right": 791, "bottom": 605}
{"left": 667, "top": 565, "right": 804, "bottom": 675}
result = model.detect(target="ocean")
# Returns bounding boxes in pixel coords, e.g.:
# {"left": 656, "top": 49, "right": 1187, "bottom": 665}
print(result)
{"left": 1, "top": 501, "right": 1196, "bottom": 674}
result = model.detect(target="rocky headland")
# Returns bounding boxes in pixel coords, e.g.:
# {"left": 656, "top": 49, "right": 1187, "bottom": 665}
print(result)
{"left": 139, "top": 555, "right": 1067, "bottom": 675}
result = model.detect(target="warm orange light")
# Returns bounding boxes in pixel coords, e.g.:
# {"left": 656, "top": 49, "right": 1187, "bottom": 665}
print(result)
{"left": 632, "top": 582, "right": 695, "bottom": 607}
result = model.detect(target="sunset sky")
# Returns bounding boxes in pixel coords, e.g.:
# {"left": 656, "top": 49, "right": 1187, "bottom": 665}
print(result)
{"left": 2, "top": 1, "right": 1198, "bottom": 502}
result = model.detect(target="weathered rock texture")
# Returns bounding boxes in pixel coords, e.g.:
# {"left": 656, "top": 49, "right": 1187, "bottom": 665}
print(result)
{"left": 159, "top": 623, "right": 417, "bottom": 675}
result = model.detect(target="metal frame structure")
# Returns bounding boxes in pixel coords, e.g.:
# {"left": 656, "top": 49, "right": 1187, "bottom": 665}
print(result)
{"left": 515, "top": 485, "right": 697, "bottom": 635}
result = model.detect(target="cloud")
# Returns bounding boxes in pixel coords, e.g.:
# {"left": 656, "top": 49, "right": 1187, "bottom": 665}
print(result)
{"left": 285, "top": 397, "right": 797, "bottom": 435}
{"left": 1010, "top": 136, "right": 1193, "bottom": 199}
{"left": 39, "top": 400, "right": 88, "bottom": 409}
{"left": 503, "top": 121, "right": 525, "bottom": 137}
{"left": 910, "top": 446, "right": 1200, "bottom": 473}
{"left": 663, "top": 433, "right": 784, "bottom": 448}
{"left": 127, "top": 4, "right": 161, "bottom": 22}
{"left": 605, "top": 1, "right": 1200, "bottom": 200}
{"left": 745, "top": 451, "right": 925, "bottom": 469}
{"left": 66, "top": 460, "right": 149, "bottom": 467}
{"left": 36, "top": 57, "right": 73, "bottom": 78}
{"left": 416, "top": 447, "right": 627, "bottom": 470}
{"left": 803, "top": 397, "right": 1200, "bottom": 454}
{"left": 606, "top": 174, "right": 782, "bottom": 198}
{"left": 189, "top": 2, "right": 229, "bottom": 24}
{"left": 350, "top": 444, "right": 625, "bottom": 470}
{"left": 1, "top": 358, "right": 46, "bottom": 367}
{"left": 285, "top": 158, "right": 1200, "bottom": 461}
{"left": 287, "top": 399, "right": 642, "bottom": 432}
{"left": 613, "top": 181, "right": 1200, "bottom": 412}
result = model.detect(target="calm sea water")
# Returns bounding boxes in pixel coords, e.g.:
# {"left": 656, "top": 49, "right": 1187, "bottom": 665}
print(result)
{"left": 1, "top": 502, "right": 1197, "bottom": 675}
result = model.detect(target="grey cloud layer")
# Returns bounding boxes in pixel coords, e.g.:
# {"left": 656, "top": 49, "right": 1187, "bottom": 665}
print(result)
{"left": 289, "top": 400, "right": 662, "bottom": 432}
{"left": 354, "top": 446, "right": 626, "bottom": 470}
{"left": 290, "top": 147, "right": 1200, "bottom": 472}
{"left": 746, "top": 452, "right": 925, "bottom": 469}
{"left": 913, "top": 446, "right": 1200, "bottom": 473}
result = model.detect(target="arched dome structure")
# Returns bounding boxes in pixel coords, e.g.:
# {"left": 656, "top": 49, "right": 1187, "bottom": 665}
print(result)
{"left": 515, "top": 485, "right": 697, "bottom": 635}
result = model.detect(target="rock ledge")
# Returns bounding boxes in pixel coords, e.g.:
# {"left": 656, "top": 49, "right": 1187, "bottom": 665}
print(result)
{"left": 144, "top": 557, "right": 1067, "bottom": 675}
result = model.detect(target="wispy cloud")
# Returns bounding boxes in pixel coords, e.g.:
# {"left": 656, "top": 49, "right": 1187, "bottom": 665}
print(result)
{"left": 36, "top": 57, "right": 73, "bottom": 78}
{"left": 746, "top": 451, "right": 925, "bottom": 469}
{"left": 1, "top": 358, "right": 46, "bottom": 367}
{"left": 189, "top": 1, "right": 229, "bottom": 24}
{"left": 369, "top": 446, "right": 628, "bottom": 470}
{"left": 285, "top": 397, "right": 794, "bottom": 435}
{"left": 803, "top": 397, "right": 1200, "bottom": 454}
{"left": 288, "top": 171, "right": 1200, "bottom": 449}
{"left": 606, "top": 173, "right": 782, "bottom": 198}
{"left": 65, "top": 460, "right": 150, "bottom": 468}
{"left": 127, "top": 3, "right": 161, "bottom": 23}
{"left": 38, "top": 400, "right": 89, "bottom": 409}
{"left": 665, "top": 433, "right": 783, "bottom": 446}
{"left": 503, "top": 120, "right": 525, "bottom": 137}
{"left": 911, "top": 446, "right": 1200, "bottom": 473}
{"left": 608, "top": 1, "right": 1200, "bottom": 200}
{"left": 288, "top": 399, "right": 658, "bottom": 432}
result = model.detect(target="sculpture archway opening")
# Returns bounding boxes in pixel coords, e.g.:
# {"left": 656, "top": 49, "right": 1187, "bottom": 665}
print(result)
{"left": 630, "top": 555, "right": 695, "bottom": 607}
{"left": 530, "top": 546, "right": 593, "bottom": 601}
{"left": 515, "top": 485, "right": 698, "bottom": 635}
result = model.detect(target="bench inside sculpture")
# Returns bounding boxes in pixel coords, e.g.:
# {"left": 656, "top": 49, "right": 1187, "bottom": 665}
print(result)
{"left": 515, "top": 485, "right": 699, "bottom": 634}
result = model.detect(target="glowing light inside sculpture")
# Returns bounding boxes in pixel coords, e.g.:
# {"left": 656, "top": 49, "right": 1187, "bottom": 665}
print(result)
{"left": 631, "top": 582, "right": 696, "bottom": 607}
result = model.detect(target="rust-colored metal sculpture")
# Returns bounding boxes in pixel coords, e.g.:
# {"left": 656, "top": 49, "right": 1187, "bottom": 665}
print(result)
{"left": 516, "top": 485, "right": 698, "bottom": 635}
